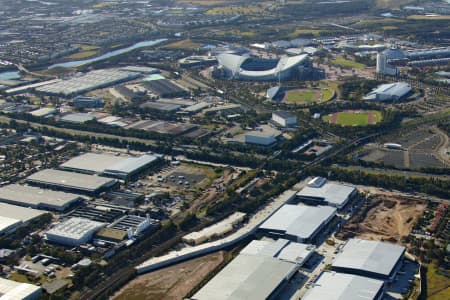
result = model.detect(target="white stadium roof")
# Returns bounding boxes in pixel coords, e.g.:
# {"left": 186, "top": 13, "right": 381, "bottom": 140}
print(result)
{"left": 303, "top": 271, "right": 384, "bottom": 300}
{"left": 332, "top": 239, "right": 405, "bottom": 278}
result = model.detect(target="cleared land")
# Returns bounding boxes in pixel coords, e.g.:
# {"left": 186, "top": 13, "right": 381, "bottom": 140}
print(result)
{"left": 337, "top": 194, "right": 426, "bottom": 243}
{"left": 323, "top": 110, "right": 382, "bottom": 126}
{"left": 163, "top": 39, "right": 203, "bottom": 50}
{"left": 66, "top": 50, "right": 99, "bottom": 59}
{"left": 112, "top": 251, "right": 225, "bottom": 300}
{"left": 331, "top": 56, "right": 365, "bottom": 69}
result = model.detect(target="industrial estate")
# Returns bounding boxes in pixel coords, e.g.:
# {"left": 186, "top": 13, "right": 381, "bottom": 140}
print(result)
{"left": 0, "top": 0, "right": 449, "bottom": 299}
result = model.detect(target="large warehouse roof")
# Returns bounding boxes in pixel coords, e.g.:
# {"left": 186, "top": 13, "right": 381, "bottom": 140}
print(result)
{"left": 192, "top": 253, "right": 297, "bottom": 300}
{"left": 303, "top": 271, "right": 384, "bottom": 300}
{"left": 0, "top": 184, "right": 81, "bottom": 211}
{"left": 0, "top": 202, "right": 47, "bottom": 234}
{"left": 46, "top": 217, "right": 105, "bottom": 244}
{"left": 0, "top": 278, "right": 41, "bottom": 300}
{"left": 297, "top": 180, "right": 356, "bottom": 208}
{"left": 259, "top": 204, "right": 336, "bottom": 241}
{"left": 364, "top": 82, "right": 411, "bottom": 101}
{"left": 60, "top": 153, "right": 158, "bottom": 178}
{"left": 332, "top": 239, "right": 405, "bottom": 278}
{"left": 26, "top": 169, "right": 117, "bottom": 194}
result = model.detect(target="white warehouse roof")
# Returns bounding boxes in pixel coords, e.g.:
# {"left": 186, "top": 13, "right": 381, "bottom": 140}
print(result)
{"left": 303, "top": 271, "right": 384, "bottom": 300}
{"left": 332, "top": 239, "right": 405, "bottom": 278}
{"left": 297, "top": 180, "right": 356, "bottom": 208}
{"left": 0, "top": 277, "right": 41, "bottom": 300}
{"left": 259, "top": 204, "right": 336, "bottom": 241}
{"left": 0, "top": 184, "right": 81, "bottom": 211}
{"left": 46, "top": 217, "right": 105, "bottom": 246}
{"left": 0, "top": 202, "right": 47, "bottom": 234}
{"left": 364, "top": 82, "right": 411, "bottom": 101}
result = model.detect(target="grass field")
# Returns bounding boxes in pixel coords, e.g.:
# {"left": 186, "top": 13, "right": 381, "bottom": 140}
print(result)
{"left": 407, "top": 15, "right": 450, "bottom": 20}
{"left": 163, "top": 39, "right": 202, "bottom": 50}
{"left": 323, "top": 110, "right": 382, "bottom": 126}
{"left": 427, "top": 262, "right": 450, "bottom": 300}
{"left": 66, "top": 50, "right": 99, "bottom": 60}
{"left": 283, "top": 82, "right": 336, "bottom": 105}
{"left": 331, "top": 56, "right": 365, "bottom": 69}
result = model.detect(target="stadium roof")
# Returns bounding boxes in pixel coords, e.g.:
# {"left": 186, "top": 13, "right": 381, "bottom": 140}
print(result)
{"left": 332, "top": 239, "right": 405, "bottom": 278}
{"left": 296, "top": 181, "right": 356, "bottom": 207}
{"left": 259, "top": 204, "right": 336, "bottom": 240}
{"left": 26, "top": 169, "right": 117, "bottom": 193}
{"left": 192, "top": 253, "right": 297, "bottom": 300}
{"left": 303, "top": 271, "right": 384, "bottom": 300}
{"left": 0, "top": 278, "right": 41, "bottom": 300}
{"left": 0, "top": 184, "right": 81, "bottom": 211}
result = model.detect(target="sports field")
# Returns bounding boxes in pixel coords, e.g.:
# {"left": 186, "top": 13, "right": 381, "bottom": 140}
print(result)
{"left": 323, "top": 110, "right": 382, "bottom": 126}
{"left": 331, "top": 56, "right": 365, "bottom": 69}
{"left": 283, "top": 84, "right": 336, "bottom": 105}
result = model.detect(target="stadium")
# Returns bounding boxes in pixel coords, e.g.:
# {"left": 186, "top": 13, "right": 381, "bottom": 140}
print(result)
{"left": 216, "top": 53, "right": 311, "bottom": 81}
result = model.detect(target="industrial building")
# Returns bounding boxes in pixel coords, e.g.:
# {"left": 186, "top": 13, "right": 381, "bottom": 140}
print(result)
{"left": 204, "top": 104, "right": 243, "bottom": 116}
{"left": 0, "top": 277, "right": 42, "bottom": 300}
{"left": 0, "top": 203, "right": 46, "bottom": 235}
{"left": 0, "top": 184, "right": 82, "bottom": 212}
{"left": 60, "top": 153, "right": 159, "bottom": 180}
{"left": 109, "top": 214, "right": 157, "bottom": 237}
{"left": 29, "top": 107, "right": 57, "bottom": 118}
{"left": 303, "top": 271, "right": 384, "bottom": 300}
{"left": 363, "top": 82, "right": 412, "bottom": 102}
{"left": 71, "top": 96, "right": 104, "bottom": 108}
{"left": 216, "top": 53, "right": 311, "bottom": 81}
{"left": 139, "top": 101, "right": 181, "bottom": 112}
{"left": 182, "top": 212, "right": 246, "bottom": 245}
{"left": 178, "top": 55, "right": 217, "bottom": 68}
{"left": 35, "top": 69, "right": 140, "bottom": 97}
{"left": 60, "top": 113, "right": 96, "bottom": 123}
{"left": 26, "top": 169, "right": 118, "bottom": 195}
{"left": 46, "top": 217, "right": 105, "bottom": 246}
{"left": 296, "top": 177, "right": 356, "bottom": 209}
{"left": 192, "top": 239, "right": 307, "bottom": 300}
{"left": 182, "top": 102, "right": 211, "bottom": 114}
{"left": 332, "top": 239, "right": 406, "bottom": 281}
{"left": 272, "top": 111, "right": 297, "bottom": 127}
{"left": 259, "top": 204, "right": 336, "bottom": 243}
{"left": 243, "top": 125, "right": 282, "bottom": 146}
{"left": 141, "top": 79, "right": 188, "bottom": 98}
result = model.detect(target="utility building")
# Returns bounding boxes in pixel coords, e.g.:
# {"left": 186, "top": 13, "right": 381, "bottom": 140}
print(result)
{"left": 46, "top": 217, "right": 105, "bottom": 246}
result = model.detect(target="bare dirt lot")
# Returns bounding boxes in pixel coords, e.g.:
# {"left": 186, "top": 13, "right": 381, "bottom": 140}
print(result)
{"left": 112, "top": 251, "right": 225, "bottom": 300}
{"left": 338, "top": 194, "right": 426, "bottom": 242}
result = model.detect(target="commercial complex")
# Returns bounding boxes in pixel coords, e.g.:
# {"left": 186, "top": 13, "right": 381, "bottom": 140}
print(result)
{"left": 60, "top": 153, "right": 159, "bottom": 180}
{"left": 46, "top": 217, "right": 105, "bottom": 246}
{"left": 296, "top": 177, "right": 357, "bottom": 209}
{"left": 303, "top": 271, "right": 384, "bottom": 300}
{"left": 259, "top": 204, "right": 336, "bottom": 243}
{"left": 332, "top": 239, "right": 406, "bottom": 281}
{"left": 272, "top": 111, "right": 297, "bottom": 127}
{"left": 0, "top": 184, "right": 82, "bottom": 212}
{"left": 26, "top": 169, "right": 118, "bottom": 195}
{"left": 0, "top": 203, "right": 46, "bottom": 235}
{"left": 363, "top": 82, "right": 412, "bottom": 102}
{"left": 216, "top": 53, "right": 310, "bottom": 81}
{"left": 0, "top": 277, "right": 42, "bottom": 300}
{"left": 182, "top": 212, "right": 246, "bottom": 245}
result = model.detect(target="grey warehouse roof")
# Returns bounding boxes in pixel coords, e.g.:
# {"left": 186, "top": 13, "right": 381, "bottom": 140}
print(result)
{"left": 0, "top": 184, "right": 81, "bottom": 210}
{"left": 364, "top": 82, "right": 411, "bottom": 100}
{"left": 26, "top": 169, "right": 117, "bottom": 192}
{"left": 259, "top": 204, "right": 336, "bottom": 240}
{"left": 303, "top": 271, "right": 384, "bottom": 300}
{"left": 297, "top": 181, "right": 356, "bottom": 207}
{"left": 192, "top": 253, "right": 297, "bottom": 300}
{"left": 332, "top": 239, "right": 405, "bottom": 277}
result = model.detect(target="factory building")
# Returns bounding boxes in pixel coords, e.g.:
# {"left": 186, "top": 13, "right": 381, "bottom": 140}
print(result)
{"left": 303, "top": 271, "right": 385, "bottom": 300}
{"left": 109, "top": 214, "right": 157, "bottom": 237}
{"left": 0, "top": 203, "right": 46, "bottom": 235}
{"left": 178, "top": 55, "right": 218, "bottom": 68}
{"left": 364, "top": 82, "right": 412, "bottom": 102}
{"left": 46, "top": 217, "right": 105, "bottom": 246}
{"left": 60, "top": 153, "right": 159, "bottom": 180}
{"left": 0, "top": 184, "right": 82, "bottom": 212}
{"left": 259, "top": 204, "right": 336, "bottom": 243}
{"left": 296, "top": 177, "right": 357, "bottom": 209}
{"left": 182, "top": 212, "right": 246, "bottom": 245}
{"left": 0, "top": 277, "right": 42, "bottom": 300}
{"left": 332, "top": 239, "right": 406, "bottom": 281}
{"left": 71, "top": 96, "right": 104, "bottom": 109}
{"left": 204, "top": 104, "right": 243, "bottom": 116}
{"left": 272, "top": 111, "right": 297, "bottom": 127}
{"left": 192, "top": 239, "right": 311, "bottom": 300}
{"left": 26, "top": 169, "right": 118, "bottom": 196}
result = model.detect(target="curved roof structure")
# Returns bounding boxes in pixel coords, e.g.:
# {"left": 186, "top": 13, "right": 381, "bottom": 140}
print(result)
{"left": 217, "top": 53, "right": 309, "bottom": 81}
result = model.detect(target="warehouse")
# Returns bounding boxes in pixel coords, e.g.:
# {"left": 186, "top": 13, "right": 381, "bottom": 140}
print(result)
{"left": 0, "top": 277, "right": 42, "bottom": 300}
{"left": 46, "top": 217, "right": 105, "bottom": 246}
{"left": 109, "top": 214, "right": 157, "bottom": 237}
{"left": 139, "top": 101, "right": 181, "bottom": 112}
{"left": 141, "top": 79, "right": 188, "bottom": 98}
{"left": 0, "top": 184, "right": 82, "bottom": 212}
{"left": 0, "top": 203, "right": 46, "bottom": 235}
{"left": 182, "top": 212, "right": 246, "bottom": 245}
{"left": 272, "top": 111, "right": 297, "bottom": 127}
{"left": 296, "top": 177, "right": 357, "bottom": 209}
{"left": 60, "top": 153, "right": 159, "bottom": 180}
{"left": 332, "top": 239, "right": 406, "bottom": 281}
{"left": 29, "top": 107, "right": 57, "bottom": 118}
{"left": 363, "top": 82, "right": 412, "bottom": 102}
{"left": 26, "top": 169, "right": 118, "bottom": 195}
{"left": 192, "top": 251, "right": 298, "bottom": 300}
{"left": 60, "top": 113, "right": 96, "bottom": 123}
{"left": 259, "top": 204, "right": 336, "bottom": 243}
{"left": 71, "top": 96, "right": 104, "bottom": 109}
{"left": 303, "top": 271, "right": 384, "bottom": 300}
{"left": 244, "top": 125, "right": 282, "bottom": 146}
